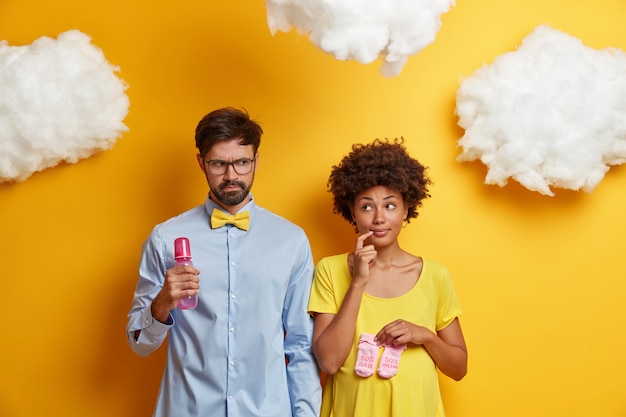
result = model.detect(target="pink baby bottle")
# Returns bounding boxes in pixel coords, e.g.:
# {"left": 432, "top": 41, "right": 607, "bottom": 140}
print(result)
{"left": 174, "top": 237, "right": 198, "bottom": 310}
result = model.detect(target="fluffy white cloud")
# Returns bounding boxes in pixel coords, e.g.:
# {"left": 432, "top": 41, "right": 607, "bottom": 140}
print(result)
{"left": 0, "top": 30, "right": 129, "bottom": 183}
{"left": 264, "top": 0, "right": 455, "bottom": 77}
{"left": 456, "top": 24, "right": 626, "bottom": 196}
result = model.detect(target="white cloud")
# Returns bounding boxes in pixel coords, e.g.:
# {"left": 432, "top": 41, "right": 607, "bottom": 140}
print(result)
{"left": 0, "top": 30, "right": 129, "bottom": 183}
{"left": 264, "top": 0, "right": 455, "bottom": 77}
{"left": 455, "top": 24, "right": 626, "bottom": 196}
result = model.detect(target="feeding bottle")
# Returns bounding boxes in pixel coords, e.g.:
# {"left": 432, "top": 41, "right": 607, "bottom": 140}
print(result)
{"left": 174, "top": 237, "right": 198, "bottom": 310}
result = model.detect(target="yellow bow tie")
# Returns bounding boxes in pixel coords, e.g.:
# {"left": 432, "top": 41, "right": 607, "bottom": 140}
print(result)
{"left": 211, "top": 209, "right": 250, "bottom": 231}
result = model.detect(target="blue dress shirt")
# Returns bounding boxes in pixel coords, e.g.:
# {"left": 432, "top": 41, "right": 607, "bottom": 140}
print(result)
{"left": 127, "top": 195, "right": 321, "bottom": 417}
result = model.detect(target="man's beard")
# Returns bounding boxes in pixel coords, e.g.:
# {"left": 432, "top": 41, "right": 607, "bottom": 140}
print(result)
{"left": 211, "top": 180, "right": 252, "bottom": 206}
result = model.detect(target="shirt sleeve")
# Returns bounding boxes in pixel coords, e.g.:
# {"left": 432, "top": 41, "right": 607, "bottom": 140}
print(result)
{"left": 282, "top": 233, "right": 322, "bottom": 417}
{"left": 308, "top": 255, "right": 343, "bottom": 315}
{"left": 126, "top": 228, "right": 174, "bottom": 357}
{"left": 434, "top": 263, "right": 463, "bottom": 331}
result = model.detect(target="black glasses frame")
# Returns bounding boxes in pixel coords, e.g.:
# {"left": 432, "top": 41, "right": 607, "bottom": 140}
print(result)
{"left": 204, "top": 158, "right": 256, "bottom": 175}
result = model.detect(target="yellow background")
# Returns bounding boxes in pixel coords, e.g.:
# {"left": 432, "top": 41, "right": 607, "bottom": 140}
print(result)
{"left": 1, "top": 1, "right": 625, "bottom": 416}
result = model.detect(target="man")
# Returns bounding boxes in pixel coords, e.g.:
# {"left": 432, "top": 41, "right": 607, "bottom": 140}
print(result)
{"left": 126, "top": 107, "right": 321, "bottom": 417}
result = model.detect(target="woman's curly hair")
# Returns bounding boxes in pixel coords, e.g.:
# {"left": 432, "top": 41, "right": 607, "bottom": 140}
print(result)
{"left": 328, "top": 138, "right": 431, "bottom": 225}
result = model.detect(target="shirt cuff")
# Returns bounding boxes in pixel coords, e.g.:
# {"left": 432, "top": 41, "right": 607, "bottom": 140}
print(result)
{"left": 136, "top": 307, "right": 173, "bottom": 343}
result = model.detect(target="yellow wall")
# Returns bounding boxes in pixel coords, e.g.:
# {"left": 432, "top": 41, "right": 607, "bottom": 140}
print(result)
{"left": 2, "top": 1, "right": 625, "bottom": 416}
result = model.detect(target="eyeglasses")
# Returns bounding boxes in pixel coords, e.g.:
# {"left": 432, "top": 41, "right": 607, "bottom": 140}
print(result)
{"left": 204, "top": 158, "right": 256, "bottom": 175}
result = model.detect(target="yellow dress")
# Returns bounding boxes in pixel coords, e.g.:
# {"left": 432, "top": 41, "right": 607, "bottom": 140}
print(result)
{"left": 308, "top": 254, "right": 462, "bottom": 417}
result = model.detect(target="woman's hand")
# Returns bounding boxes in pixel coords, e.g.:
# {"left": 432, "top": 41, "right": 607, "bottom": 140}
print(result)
{"left": 375, "top": 319, "right": 433, "bottom": 346}
{"left": 376, "top": 318, "right": 468, "bottom": 380}
{"left": 351, "top": 231, "right": 376, "bottom": 285}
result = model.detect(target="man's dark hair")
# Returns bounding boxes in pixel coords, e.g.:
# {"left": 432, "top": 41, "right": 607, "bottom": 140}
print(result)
{"left": 195, "top": 107, "right": 263, "bottom": 156}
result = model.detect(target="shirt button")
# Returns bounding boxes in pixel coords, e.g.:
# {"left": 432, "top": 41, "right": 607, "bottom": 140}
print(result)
{"left": 230, "top": 293, "right": 236, "bottom": 299}
{"left": 229, "top": 360, "right": 235, "bottom": 365}
{"left": 227, "top": 395, "right": 234, "bottom": 400}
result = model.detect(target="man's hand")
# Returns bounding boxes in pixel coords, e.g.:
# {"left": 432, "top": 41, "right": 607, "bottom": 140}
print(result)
{"left": 151, "top": 265, "right": 200, "bottom": 323}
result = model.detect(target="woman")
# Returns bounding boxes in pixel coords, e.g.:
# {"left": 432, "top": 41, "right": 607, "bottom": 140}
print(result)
{"left": 309, "top": 138, "right": 467, "bottom": 417}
